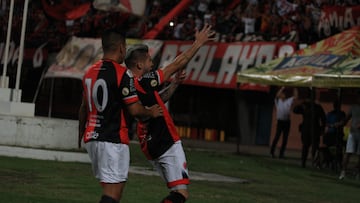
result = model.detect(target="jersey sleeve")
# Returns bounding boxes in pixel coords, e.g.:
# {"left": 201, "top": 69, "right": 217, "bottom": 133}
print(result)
{"left": 120, "top": 70, "right": 139, "bottom": 105}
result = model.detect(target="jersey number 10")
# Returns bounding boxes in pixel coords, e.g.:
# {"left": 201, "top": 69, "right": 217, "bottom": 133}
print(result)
{"left": 85, "top": 78, "right": 108, "bottom": 113}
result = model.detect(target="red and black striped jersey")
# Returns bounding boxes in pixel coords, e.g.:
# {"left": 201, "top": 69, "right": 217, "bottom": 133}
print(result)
{"left": 82, "top": 59, "right": 139, "bottom": 144}
{"left": 135, "top": 69, "right": 181, "bottom": 160}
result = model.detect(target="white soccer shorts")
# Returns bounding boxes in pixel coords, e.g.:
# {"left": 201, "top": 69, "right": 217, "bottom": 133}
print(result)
{"left": 149, "top": 141, "right": 190, "bottom": 190}
{"left": 85, "top": 141, "right": 130, "bottom": 183}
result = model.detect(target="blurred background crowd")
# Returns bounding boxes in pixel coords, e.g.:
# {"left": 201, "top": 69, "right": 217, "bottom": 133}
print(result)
{"left": 0, "top": 0, "right": 359, "bottom": 53}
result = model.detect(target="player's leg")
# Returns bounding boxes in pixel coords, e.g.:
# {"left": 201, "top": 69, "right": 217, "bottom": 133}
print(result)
{"left": 270, "top": 121, "right": 283, "bottom": 157}
{"left": 86, "top": 142, "right": 130, "bottom": 202}
{"left": 165, "top": 181, "right": 188, "bottom": 202}
{"left": 150, "top": 160, "right": 188, "bottom": 202}
{"left": 335, "top": 133, "right": 344, "bottom": 169}
{"left": 311, "top": 135, "right": 321, "bottom": 167}
{"left": 100, "top": 183, "right": 126, "bottom": 203}
{"left": 301, "top": 133, "right": 310, "bottom": 168}
{"left": 154, "top": 141, "right": 189, "bottom": 202}
{"left": 161, "top": 190, "right": 187, "bottom": 203}
{"left": 355, "top": 135, "right": 360, "bottom": 179}
{"left": 340, "top": 133, "right": 356, "bottom": 179}
{"left": 279, "top": 120, "right": 290, "bottom": 158}
{"left": 339, "top": 153, "right": 351, "bottom": 180}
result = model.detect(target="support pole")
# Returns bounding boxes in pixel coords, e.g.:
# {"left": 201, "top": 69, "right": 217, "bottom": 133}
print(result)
{"left": 1, "top": 0, "right": 14, "bottom": 88}
{"left": 32, "top": 65, "right": 47, "bottom": 103}
{"left": 48, "top": 78, "right": 55, "bottom": 118}
{"left": 335, "top": 87, "right": 343, "bottom": 172}
{"left": 143, "top": 0, "right": 193, "bottom": 39}
{"left": 13, "top": 0, "right": 30, "bottom": 102}
{"left": 236, "top": 83, "right": 241, "bottom": 154}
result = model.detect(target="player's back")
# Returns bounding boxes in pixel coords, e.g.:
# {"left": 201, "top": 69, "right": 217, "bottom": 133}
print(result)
{"left": 82, "top": 59, "right": 133, "bottom": 144}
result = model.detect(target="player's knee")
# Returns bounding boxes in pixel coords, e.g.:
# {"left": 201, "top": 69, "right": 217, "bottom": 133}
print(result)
{"left": 161, "top": 191, "right": 187, "bottom": 203}
{"left": 172, "top": 186, "right": 189, "bottom": 200}
{"left": 99, "top": 195, "right": 119, "bottom": 203}
{"left": 176, "top": 190, "right": 189, "bottom": 200}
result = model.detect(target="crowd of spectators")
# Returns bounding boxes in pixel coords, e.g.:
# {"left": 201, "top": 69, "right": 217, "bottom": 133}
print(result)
{"left": 0, "top": 0, "right": 359, "bottom": 53}
{"left": 153, "top": 0, "right": 360, "bottom": 44}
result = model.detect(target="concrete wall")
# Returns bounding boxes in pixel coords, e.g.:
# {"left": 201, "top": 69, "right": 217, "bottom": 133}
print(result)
{"left": 0, "top": 115, "right": 79, "bottom": 150}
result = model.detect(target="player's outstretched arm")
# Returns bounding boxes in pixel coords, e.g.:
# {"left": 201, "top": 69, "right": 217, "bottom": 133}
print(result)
{"left": 161, "top": 24, "right": 215, "bottom": 81}
{"left": 159, "top": 70, "right": 186, "bottom": 102}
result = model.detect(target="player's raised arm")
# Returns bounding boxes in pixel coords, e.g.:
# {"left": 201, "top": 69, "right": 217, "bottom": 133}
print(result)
{"left": 159, "top": 70, "right": 186, "bottom": 102}
{"left": 161, "top": 24, "right": 215, "bottom": 81}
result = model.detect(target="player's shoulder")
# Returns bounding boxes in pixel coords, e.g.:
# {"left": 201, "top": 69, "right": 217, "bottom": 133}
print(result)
{"left": 83, "top": 60, "right": 102, "bottom": 76}
{"left": 106, "top": 62, "right": 133, "bottom": 78}
{"left": 142, "top": 70, "right": 158, "bottom": 79}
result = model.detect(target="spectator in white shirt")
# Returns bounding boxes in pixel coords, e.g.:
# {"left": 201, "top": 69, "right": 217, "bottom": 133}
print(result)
{"left": 270, "top": 86, "right": 298, "bottom": 158}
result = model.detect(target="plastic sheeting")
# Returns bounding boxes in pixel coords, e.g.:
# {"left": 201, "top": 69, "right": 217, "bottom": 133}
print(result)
{"left": 237, "top": 26, "right": 360, "bottom": 88}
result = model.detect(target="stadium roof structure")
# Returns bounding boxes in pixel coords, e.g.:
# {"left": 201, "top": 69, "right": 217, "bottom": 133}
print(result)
{"left": 237, "top": 26, "right": 360, "bottom": 88}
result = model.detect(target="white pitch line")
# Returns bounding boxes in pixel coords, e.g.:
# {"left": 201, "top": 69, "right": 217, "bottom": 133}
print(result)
{"left": 0, "top": 145, "right": 248, "bottom": 183}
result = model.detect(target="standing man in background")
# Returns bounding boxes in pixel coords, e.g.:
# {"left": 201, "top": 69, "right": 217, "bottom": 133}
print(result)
{"left": 78, "top": 29, "right": 163, "bottom": 203}
{"left": 270, "top": 86, "right": 298, "bottom": 159}
{"left": 293, "top": 97, "right": 326, "bottom": 168}
{"left": 324, "top": 99, "right": 346, "bottom": 169}
{"left": 125, "top": 24, "right": 215, "bottom": 203}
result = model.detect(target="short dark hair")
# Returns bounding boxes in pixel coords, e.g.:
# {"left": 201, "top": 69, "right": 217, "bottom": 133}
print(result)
{"left": 101, "top": 28, "right": 126, "bottom": 53}
{"left": 124, "top": 44, "right": 149, "bottom": 68}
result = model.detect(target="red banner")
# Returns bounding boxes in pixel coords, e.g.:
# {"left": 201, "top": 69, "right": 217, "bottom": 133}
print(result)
{"left": 318, "top": 5, "right": 360, "bottom": 37}
{"left": 41, "top": 0, "right": 91, "bottom": 20}
{"left": 159, "top": 41, "right": 296, "bottom": 90}
{"left": 44, "top": 38, "right": 295, "bottom": 90}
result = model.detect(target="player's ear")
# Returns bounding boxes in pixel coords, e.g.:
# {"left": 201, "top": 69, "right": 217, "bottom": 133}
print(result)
{"left": 136, "top": 62, "right": 142, "bottom": 70}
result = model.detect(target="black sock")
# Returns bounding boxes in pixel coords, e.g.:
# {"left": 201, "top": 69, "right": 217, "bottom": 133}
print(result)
{"left": 161, "top": 191, "right": 186, "bottom": 203}
{"left": 99, "top": 195, "right": 119, "bottom": 203}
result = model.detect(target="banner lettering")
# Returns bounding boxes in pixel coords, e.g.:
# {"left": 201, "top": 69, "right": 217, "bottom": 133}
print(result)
{"left": 160, "top": 42, "right": 296, "bottom": 89}
{"left": 0, "top": 41, "right": 47, "bottom": 68}
{"left": 46, "top": 37, "right": 295, "bottom": 89}
{"left": 275, "top": 55, "right": 343, "bottom": 70}
{"left": 318, "top": 6, "right": 360, "bottom": 37}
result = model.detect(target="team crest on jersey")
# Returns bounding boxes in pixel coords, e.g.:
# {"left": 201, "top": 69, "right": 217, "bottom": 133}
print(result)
{"left": 150, "top": 79, "right": 158, "bottom": 87}
{"left": 122, "top": 87, "right": 130, "bottom": 96}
